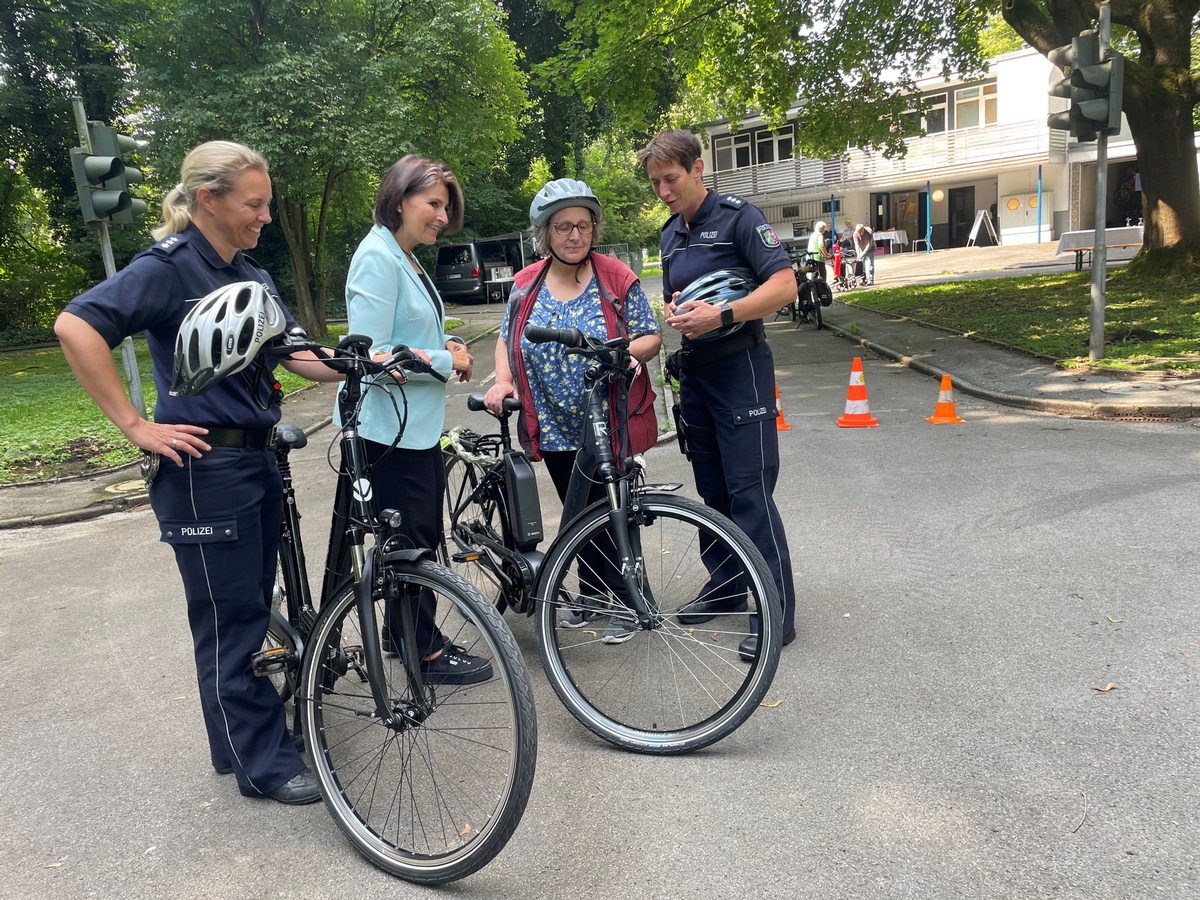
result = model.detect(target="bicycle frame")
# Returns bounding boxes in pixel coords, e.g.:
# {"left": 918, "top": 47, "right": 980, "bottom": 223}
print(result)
{"left": 274, "top": 331, "right": 445, "bottom": 728}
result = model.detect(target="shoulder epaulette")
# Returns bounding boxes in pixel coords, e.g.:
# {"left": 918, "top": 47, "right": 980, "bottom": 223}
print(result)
{"left": 718, "top": 194, "right": 746, "bottom": 209}
{"left": 149, "top": 233, "right": 189, "bottom": 255}
{"left": 661, "top": 213, "right": 680, "bottom": 233}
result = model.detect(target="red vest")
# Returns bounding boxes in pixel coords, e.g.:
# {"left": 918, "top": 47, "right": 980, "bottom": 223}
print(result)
{"left": 505, "top": 254, "right": 655, "bottom": 461}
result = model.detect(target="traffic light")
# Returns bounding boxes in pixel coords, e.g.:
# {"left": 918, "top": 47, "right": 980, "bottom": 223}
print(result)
{"left": 70, "top": 121, "right": 148, "bottom": 225}
{"left": 1047, "top": 31, "right": 1125, "bottom": 142}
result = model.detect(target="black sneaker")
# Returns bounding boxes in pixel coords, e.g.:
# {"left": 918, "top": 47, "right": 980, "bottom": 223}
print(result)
{"left": 676, "top": 594, "right": 749, "bottom": 625}
{"left": 420, "top": 644, "right": 493, "bottom": 685}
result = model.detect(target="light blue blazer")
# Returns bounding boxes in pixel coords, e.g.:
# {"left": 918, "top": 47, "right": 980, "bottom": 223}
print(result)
{"left": 336, "top": 224, "right": 460, "bottom": 449}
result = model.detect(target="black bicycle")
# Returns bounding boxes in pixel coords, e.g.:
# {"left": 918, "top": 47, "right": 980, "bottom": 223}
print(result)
{"left": 257, "top": 331, "right": 536, "bottom": 885}
{"left": 441, "top": 325, "right": 783, "bottom": 755}
{"left": 795, "top": 253, "right": 832, "bottom": 329}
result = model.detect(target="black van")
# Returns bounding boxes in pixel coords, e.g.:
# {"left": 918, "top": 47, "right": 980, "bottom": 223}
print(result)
{"left": 434, "top": 232, "right": 534, "bottom": 303}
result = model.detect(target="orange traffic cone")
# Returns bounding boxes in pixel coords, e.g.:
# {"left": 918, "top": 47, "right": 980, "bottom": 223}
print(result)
{"left": 925, "top": 374, "right": 965, "bottom": 424}
{"left": 836, "top": 357, "right": 879, "bottom": 428}
{"left": 775, "top": 383, "right": 792, "bottom": 431}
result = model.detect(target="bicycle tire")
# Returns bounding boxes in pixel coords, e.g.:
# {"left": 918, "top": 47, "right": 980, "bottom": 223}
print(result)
{"left": 442, "top": 449, "right": 522, "bottom": 613}
{"left": 535, "top": 494, "right": 782, "bottom": 755}
{"left": 299, "top": 559, "right": 537, "bottom": 884}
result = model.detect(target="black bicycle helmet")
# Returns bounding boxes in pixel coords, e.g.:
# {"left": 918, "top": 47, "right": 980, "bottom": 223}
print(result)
{"left": 674, "top": 268, "right": 759, "bottom": 342}
{"left": 169, "top": 281, "right": 287, "bottom": 396}
{"left": 529, "top": 178, "right": 602, "bottom": 227}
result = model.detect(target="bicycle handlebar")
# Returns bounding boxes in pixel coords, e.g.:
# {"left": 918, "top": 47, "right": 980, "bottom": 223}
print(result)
{"left": 522, "top": 325, "right": 631, "bottom": 376}
{"left": 523, "top": 325, "right": 582, "bottom": 348}
{"left": 272, "top": 328, "right": 449, "bottom": 383}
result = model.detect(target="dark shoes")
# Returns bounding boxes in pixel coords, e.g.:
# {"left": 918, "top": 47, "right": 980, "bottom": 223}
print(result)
{"left": 738, "top": 628, "right": 796, "bottom": 663}
{"left": 268, "top": 768, "right": 322, "bottom": 805}
{"left": 421, "top": 643, "right": 493, "bottom": 685}
{"left": 213, "top": 764, "right": 233, "bottom": 775}
{"left": 676, "top": 594, "right": 748, "bottom": 625}
{"left": 238, "top": 767, "right": 322, "bottom": 805}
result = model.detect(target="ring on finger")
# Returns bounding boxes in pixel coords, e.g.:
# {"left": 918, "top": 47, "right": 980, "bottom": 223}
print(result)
{"left": 171, "top": 438, "right": 178, "bottom": 449}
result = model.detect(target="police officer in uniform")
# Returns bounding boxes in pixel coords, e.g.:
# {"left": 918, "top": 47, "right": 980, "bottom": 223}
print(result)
{"left": 637, "top": 129, "right": 797, "bottom": 660}
{"left": 56, "top": 141, "right": 341, "bottom": 804}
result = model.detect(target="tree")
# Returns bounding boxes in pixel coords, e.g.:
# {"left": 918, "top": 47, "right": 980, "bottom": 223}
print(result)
{"left": 1002, "top": 0, "right": 1200, "bottom": 271}
{"left": 562, "top": 0, "right": 1200, "bottom": 268}
{"left": 130, "top": 0, "right": 527, "bottom": 333}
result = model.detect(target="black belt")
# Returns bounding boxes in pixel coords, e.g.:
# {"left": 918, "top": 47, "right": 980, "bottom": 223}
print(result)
{"left": 204, "top": 426, "right": 276, "bottom": 448}
{"left": 671, "top": 330, "right": 766, "bottom": 371}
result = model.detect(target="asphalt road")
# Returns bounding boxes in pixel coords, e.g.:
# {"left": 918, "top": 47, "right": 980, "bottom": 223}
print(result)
{"left": 2, "top": 321, "right": 1197, "bottom": 899}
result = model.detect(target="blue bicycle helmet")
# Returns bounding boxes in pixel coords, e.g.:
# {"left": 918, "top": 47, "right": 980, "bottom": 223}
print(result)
{"left": 674, "top": 268, "right": 759, "bottom": 342}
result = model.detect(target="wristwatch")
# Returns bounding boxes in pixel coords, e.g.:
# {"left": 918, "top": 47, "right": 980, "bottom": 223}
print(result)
{"left": 719, "top": 302, "right": 735, "bottom": 329}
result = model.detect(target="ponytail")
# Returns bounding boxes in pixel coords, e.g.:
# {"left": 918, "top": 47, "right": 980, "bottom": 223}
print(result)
{"left": 152, "top": 183, "right": 191, "bottom": 241}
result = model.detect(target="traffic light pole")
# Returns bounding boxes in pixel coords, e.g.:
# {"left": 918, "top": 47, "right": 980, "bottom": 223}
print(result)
{"left": 71, "top": 97, "right": 147, "bottom": 420}
{"left": 1088, "top": 2, "right": 1111, "bottom": 361}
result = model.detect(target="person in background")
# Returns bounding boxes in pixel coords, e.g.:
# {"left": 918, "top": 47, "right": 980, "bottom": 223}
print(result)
{"left": 55, "top": 141, "right": 343, "bottom": 805}
{"left": 807, "top": 220, "right": 832, "bottom": 282}
{"left": 485, "top": 178, "right": 661, "bottom": 644}
{"left": 853, "top": 222, "right": 876, "bottom": 285}
{"left": 637, "top": 128, "right": 796, "bottom": 662}
{"left": 335, "top": 154, "right": 489, "bottom": 685}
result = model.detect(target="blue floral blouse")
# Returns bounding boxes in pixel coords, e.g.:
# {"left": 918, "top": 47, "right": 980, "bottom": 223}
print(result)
{"left": 500, "top": 276, "right": 657, "bottom": 452}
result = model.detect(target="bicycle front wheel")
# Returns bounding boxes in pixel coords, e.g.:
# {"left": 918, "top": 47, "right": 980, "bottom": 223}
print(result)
{"left": 299, "top": 560, "right": 537, "bottom": 884}
{"left": 535, "top": 494, "right": 782, "bottom": 754}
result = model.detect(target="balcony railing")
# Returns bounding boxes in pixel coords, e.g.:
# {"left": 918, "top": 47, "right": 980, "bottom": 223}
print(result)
{"left": 703, "top": 120, "right": 1054, "bottom": 198}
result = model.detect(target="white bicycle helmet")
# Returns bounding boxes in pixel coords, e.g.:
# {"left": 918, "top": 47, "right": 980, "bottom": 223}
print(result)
{"left": 674, "top": 268, "right": 759, "bottom": 342}
{"left": 169, "top": 281, "right": 287, "bottom": 396}
{"left": 529, "top": 178, "right": 602, "bottom": 227}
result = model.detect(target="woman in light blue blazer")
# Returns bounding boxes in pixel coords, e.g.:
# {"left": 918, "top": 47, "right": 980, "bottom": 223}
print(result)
{"left": 333, "top": 154, "right": 489, "bottom": 686}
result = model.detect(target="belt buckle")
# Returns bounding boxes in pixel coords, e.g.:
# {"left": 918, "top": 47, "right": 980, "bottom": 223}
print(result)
{"left": 264, "top": 425, "right": 277, "bottom": 449}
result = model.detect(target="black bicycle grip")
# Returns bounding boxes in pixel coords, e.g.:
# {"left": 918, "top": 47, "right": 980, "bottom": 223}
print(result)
{"left": 385, "top": 347, "right": 450, "bottom": 383}
{"left": 524, "top": 325, "right": 582, "bottom": 347}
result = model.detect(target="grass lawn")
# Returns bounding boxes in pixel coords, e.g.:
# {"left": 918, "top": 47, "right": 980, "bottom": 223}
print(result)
{"left": 837, "top": 268, "right": 1200, "bottom": 373}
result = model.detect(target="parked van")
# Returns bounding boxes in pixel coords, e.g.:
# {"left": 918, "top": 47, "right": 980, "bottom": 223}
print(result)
{"left": 434, "top": 231, "right": 534, "bottom": 303}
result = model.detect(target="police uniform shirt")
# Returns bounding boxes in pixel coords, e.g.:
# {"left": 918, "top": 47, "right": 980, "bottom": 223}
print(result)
{"left": 63, "top": 224, "right": 298, "bottom": 429}
{"left": 661, "top": 189, "right": 791, "bottom": 346}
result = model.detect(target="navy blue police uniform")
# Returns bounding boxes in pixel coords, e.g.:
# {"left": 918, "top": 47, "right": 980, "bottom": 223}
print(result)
{"left": 661, "top": 190, "right": 797, "bottom": 638}
{"left": 62, "top": 224, "right": 307, "bottom": 797}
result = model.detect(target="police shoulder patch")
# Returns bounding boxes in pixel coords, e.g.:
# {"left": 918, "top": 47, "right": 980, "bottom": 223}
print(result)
{"left": 756, "top": 224, "right": 781, "bottom": 247}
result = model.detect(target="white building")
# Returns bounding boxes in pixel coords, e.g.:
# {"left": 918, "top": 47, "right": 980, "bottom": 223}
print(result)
{"left": 697, "top": 47, "right": 1140, "bottom": 253}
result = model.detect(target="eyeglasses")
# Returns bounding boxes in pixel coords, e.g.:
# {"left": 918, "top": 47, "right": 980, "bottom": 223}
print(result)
{"left": 552, "top": 221, "right": 594, "bottom": 236}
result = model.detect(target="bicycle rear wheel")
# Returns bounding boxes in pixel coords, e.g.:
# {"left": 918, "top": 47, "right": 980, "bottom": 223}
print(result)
{"left": 299, "top": 559, "right": 537, "bottom": 884}
{"left": 535, "top": 494, "right": 782, "bottom": 754}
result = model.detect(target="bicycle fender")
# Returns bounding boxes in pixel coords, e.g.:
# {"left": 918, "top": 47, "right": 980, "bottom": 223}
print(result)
{"left": 381, "top": 547, "right": 435, "bottom": 565}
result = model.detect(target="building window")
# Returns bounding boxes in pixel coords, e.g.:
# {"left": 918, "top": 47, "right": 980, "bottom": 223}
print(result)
{"left": 924, "top": 94, "right": 947, "bottom": 134}
{"left": 782, "top": 204, "right": 799, "bottom": 219}
{"left": 714, "top": 125, "right": 795, "bottom": 171}
{"left": 955, "top": 83, "right": 997, "bottom": 129}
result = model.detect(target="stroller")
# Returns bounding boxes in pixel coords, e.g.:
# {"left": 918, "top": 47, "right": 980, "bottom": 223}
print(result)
{"left": 833, "top": 240, "right": 866, "bottom": 291}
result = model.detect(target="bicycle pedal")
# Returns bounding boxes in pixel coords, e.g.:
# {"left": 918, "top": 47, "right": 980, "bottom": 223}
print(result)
{"left": 251, "top": 646, "right": 296, "bottom": 676}
{"left": 452, "top": 550, "right": 483, "bottom": 563}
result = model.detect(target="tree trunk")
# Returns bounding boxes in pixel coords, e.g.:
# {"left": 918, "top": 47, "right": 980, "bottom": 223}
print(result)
{"left": 1122, "top": 76, "right": 1200, "bottom": 272}
{"left": 276, "top": 194, "right": 327, "bottom": 335}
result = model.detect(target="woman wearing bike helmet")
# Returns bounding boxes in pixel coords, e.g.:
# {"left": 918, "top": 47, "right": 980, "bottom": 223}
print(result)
{"left": 55, "top": 141, "right": 341, "bottom": 806}
{"left": 332, "top": 154, "right": 490, "bottom": 685}
{"left": 484, "top": 178, "right": 661, "bottom": 643}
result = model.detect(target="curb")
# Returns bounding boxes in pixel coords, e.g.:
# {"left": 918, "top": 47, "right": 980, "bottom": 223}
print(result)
{"left": 833, "top": 329, "right": 1198, "bottom": 421}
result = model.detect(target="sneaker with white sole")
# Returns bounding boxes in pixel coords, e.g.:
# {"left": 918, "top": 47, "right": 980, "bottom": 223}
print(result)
{"left": 560, "top": 607, "right": 603, "bottom": 628}
{"left": 600, "top": 612, "right": 638, "bottom": 644}
{"left": 420, "top": 643, "right": 493, "bottom": 685}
